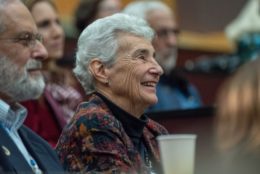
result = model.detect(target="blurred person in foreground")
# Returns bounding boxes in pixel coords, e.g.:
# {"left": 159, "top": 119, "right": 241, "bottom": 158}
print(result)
{"left": 75, "top": 0, "right": 121, "bottom": 34}
{"left": 0, "top": 0, "right": 64, "bottom": 173}
{"left": 123, "top": 0, "right": 202, "bottom": 112}
{"left": 215, "top": 58, "right": 260, "bottom": 174}
{"left": 21, "top": 0, "right": 83, "bottom": 147}
{"left": 56, "top": 13, "right": 168, "bottom": 173}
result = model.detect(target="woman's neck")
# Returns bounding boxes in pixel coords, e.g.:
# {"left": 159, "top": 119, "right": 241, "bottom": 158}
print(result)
{"left": 96, "top": 90, "right": 145, "bottom": 118}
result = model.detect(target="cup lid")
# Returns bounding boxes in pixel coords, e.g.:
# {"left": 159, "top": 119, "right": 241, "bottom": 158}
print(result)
{"left": 157, "top": 134, "right": 197, "bottom": 141}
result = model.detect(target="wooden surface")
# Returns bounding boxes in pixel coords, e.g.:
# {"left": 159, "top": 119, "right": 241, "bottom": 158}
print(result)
{"left": 178, "top": 31, "right": 235, "bottom": 53}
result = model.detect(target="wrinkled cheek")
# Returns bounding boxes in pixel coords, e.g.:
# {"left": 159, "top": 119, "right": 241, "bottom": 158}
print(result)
{"left": 123, "top": 70, "right": 139, "bottom": 101}
{"left": 129, "top": 82, "right": 141, "bottom": 102}
{"left": 122, "top": 74, "right": 134, "bottom": 97}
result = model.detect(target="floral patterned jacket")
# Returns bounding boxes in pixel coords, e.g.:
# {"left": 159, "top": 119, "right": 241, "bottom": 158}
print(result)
{"left": 56, "top": 94, "right": 168, "bottom": 174}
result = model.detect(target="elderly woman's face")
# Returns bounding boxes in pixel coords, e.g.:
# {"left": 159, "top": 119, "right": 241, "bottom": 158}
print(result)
{"left": 105, "top": 34, "right": 163, "bottom": 112}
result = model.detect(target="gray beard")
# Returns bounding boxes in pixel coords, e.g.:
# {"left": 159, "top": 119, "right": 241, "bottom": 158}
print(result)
{"left": 156, "top": 50, "right": 177, "bottom": 75}
{"left": 0, "top": 56, "right": 45, "bottom": 102}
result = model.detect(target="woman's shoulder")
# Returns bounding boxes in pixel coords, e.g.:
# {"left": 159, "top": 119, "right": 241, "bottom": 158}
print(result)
{"left": 146, "top": 118, "right": 168, "bottom": 135}
{"left": 70, "top": 98, "right": 122, "bottom": 131}
{"left": 74, "top": 96, "right": 112, "bottom": 117}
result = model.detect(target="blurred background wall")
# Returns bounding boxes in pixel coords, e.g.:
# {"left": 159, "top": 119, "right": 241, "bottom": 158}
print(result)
{"left": 177, "top": 0, "right": 247, "bottom": 32}
{"left": 53, "top": 0, "right": 247, "bottom": 52}
{"left": 53, "top": 0, "right": 175, "bottom": 37}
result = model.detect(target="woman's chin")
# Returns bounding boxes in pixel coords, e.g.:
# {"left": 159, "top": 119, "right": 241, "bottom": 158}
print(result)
{"left": 145, "top": 96, "right": 158, "bottom": 108}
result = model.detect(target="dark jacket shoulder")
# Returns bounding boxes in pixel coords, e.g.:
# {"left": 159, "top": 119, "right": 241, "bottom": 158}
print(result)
{"left": 19, "top": 125, "right": 65, "bottom": 173}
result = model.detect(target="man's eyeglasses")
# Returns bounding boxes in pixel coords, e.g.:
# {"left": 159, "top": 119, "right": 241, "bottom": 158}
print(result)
{"left": 156, "top": 28, "right": 180, "bottom": 38}
{"left": 0, "top": 32, "right": 43, "bottom": 48}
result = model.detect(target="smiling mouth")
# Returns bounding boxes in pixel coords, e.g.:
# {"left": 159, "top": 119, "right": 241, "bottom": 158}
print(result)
{"left": 141, "top": 81, "right": 157, "bottom": 87}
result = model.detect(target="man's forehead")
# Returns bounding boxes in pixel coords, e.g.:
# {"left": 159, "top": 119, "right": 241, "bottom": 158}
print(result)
{"left": 147, "top": 9, "right": 176, "bottom": 26}
{"left": 1, "top": 1, "right": 37, "bottom": 35}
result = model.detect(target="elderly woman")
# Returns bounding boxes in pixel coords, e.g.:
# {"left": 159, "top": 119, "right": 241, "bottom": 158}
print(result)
{"left": 56, "top": 13, "right": 168, "bottom": 173}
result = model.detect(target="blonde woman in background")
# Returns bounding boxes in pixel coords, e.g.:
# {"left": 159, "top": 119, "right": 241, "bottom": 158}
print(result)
{"left": 21, "top": 0, "right": 83, "bottom": 147}
{"left": 215, "top": 58, "right": 260, "bottom": 174}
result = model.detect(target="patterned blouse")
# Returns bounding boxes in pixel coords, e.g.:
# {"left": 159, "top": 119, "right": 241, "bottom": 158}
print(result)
{"left": 56, "top": 93, "right": 168, "bottom": 173}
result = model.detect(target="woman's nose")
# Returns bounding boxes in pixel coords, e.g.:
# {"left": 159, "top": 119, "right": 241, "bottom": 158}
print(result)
{"left": 51, "top": 22, "right": 64, "bottom": 38}
{"left": 150, "top": 58, "right": 164, "bottom": 76}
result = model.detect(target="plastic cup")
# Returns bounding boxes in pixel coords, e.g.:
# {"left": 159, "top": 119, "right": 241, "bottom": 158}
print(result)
{"left": 157, "top": 134, "right": 197, "bottom": 174}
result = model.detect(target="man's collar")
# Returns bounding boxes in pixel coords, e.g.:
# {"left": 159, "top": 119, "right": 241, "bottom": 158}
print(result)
{"left": 0, "top": 99, "right": 27, "bottom": 131}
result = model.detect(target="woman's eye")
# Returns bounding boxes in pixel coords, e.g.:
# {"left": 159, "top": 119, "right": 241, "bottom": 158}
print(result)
{"left": 37, "top": 20, "right": 51, "bottom": 28}
{"left": 56, "top": 19, "right": 61, "bottom": 25}
{"left": 138, "top": 55, "right": 146, "bottom": 60}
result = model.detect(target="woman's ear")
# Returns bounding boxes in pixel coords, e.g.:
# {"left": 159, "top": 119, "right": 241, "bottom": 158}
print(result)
{"left": 88, "top": 58, "right": 109, "bottom": 85}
